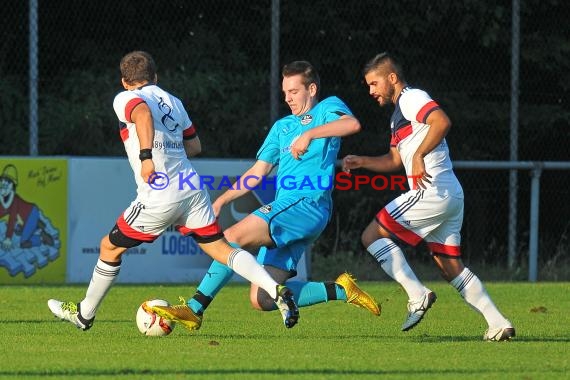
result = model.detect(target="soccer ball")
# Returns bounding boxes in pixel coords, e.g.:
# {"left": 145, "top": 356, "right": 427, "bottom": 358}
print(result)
{"left": 136, "top": 299, "right": 176, "bottom": 336}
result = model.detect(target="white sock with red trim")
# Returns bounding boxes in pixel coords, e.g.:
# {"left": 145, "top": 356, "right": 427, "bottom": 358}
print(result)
{"left": 450, "top": 267, "right": 511, "bottom": 328}
{"left": 226, "top": 249, "right": 279, "bottom": 299}
{"left": 367, "top": 238, "right": 427, "bottom": 300}
{"left": 80, "top": 259, "right": 121, "bottom": 319}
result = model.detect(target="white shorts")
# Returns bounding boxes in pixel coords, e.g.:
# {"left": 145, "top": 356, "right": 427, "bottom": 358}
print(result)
{"left": 114, "top": 189, "right": 221, "bottom": 245}
{"left": 377, "top": 189, "right": 464, "bottom": 256}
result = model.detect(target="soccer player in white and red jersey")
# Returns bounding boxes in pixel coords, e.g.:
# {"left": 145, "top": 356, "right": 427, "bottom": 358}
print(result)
{"left": 342, "top": 52, "right": 515, "bottom": 341}
{"left": 48, "top": 51, "right": 299, "bottom": 331}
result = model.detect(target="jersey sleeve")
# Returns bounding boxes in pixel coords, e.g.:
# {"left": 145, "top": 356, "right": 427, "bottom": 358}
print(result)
{"left": 183, "top": 123, "right": 197, "bottom": 140}
{"left": 399, "top": 89, "right": 440, "bottom": 124}
{"left": 113, "top": 91, "right": 146, "bottom": 123}
{"left": 176, "top": 100, "right": 195, "bottom": 140}
{"left": 321, "top": 96, "right": 353, "bottom": 124}
{"left": 256, "top": 122, "right": 281, "bottom": 165}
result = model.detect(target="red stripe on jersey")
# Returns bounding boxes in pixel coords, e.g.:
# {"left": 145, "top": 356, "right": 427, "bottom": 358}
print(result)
{"left": 119, "top": 127, "right": 129, "bottom": 142}
{"left": 416, "top": 100, "right": 439, "bottom": 123}
{"left": 390, "top": 124, "right": 413, "bottom": 146}
{"left": 117, "top": 215, "right": 157, "bottom": 242}
{"left": 377, "top": 208, "right": 422, "bottom": 246}
{"left": 183, "top": 124, "right": 197, "bottom": 139}
{"left": 176, "top": 220, "right": 222, "bottom": 238}
{"left": 427, "top": 242, "right": 461, "bottom": 257}
{"left": 125, "top": 98, "right": 145, "bottom": 122}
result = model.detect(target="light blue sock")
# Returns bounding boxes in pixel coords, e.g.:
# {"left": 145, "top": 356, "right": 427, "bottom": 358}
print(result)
{"left": 285, "top": 281, "right": 346, "bottom": 307}
{"left": 189, "top": 256, "right": 235, "bottom": 314}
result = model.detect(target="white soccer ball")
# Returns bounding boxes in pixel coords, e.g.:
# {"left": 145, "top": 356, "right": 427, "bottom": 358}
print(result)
{"left": 136, "top": 299, "right": 176, "bottom": 336}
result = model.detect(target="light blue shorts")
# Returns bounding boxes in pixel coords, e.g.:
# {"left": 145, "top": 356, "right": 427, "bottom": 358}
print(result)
{"left": 253, "top": 196, "right": 329, "bottom": 273}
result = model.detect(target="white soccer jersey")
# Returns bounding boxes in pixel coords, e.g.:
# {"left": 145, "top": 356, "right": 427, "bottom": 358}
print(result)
{"left": 390, "top": 87, "right": 463, "bottom": 197}
{"left": 113, "top": 84, "right": 201, "bottom": 205}
{"left": 378, "top": 87, "right": 465, "bottom": 256}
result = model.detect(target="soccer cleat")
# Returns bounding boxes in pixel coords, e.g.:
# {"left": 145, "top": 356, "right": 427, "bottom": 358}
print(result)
{"left": 335, "top": 272, "right": 381, "bottom": 316}
{"left": 274, "top": 285, "right": 300, "bottom": 328}
{"left": 150, "top": 297, "right": 202, "bottom": 331}
{"left": 483, "top": 325, "right": 516, "bottom": 341}
{"left": 401, "top": 290, "right": 437, "bottom": 331}
{"left": 47, "top": 299, "right": 94, "bottom": 331}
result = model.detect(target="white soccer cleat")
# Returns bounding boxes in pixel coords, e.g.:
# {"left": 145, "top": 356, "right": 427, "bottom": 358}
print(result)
{"left": 483, "top": 324, "right": 515, "bottom": 341}
{"left": 401, "top": 290, "right": 437, "bottom": 331}
{"left": 48, "top": 299, "right": 94, "bottom": 331}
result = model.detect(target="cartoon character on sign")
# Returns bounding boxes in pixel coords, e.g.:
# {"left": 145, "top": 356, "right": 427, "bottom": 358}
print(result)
{"left": 0, "top": 164, "right": 60, "bottom": 277}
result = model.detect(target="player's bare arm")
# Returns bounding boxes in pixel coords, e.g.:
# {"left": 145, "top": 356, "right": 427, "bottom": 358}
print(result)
{"left": 291, "top": 115, "right": 361, "bottom": 160}
{"left": 342, "top": 147, "right": 403, "bottom": 173}
{"left": 183, "top": 134, "right": 202, "bottom": 157}
{"left": 131, "top": 102, "right": 155, "bottom": 183}
{"left": 412, "top": 109, "right": 452, "bottom": 189}
{"left": 211, "top": 160, "right": 274, "bottom": 216}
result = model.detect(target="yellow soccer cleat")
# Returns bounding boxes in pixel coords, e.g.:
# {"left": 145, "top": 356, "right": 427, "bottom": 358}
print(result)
{"left": 151, "top": 296, "right": 202, "bottom": 331}
{"left": 335, "top": 272, "right": 381, "bottom": 316}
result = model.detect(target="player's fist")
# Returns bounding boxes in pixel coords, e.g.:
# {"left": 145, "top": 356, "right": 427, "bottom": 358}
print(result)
{"left": 290, "top": 134, "right": 311, "bottom": 160}
{"left": 141, "top": 159, "right": 156, "bottom": 184}
{"left": 342, "top": 155, "right": 363, "bottom": 173}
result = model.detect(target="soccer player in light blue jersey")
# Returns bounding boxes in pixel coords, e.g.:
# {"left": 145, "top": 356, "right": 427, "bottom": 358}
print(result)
{"left": 152, "top": 61, "right": 381, "bottom": 330}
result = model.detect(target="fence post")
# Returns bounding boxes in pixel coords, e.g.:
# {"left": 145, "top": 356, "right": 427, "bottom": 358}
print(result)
{"left": 29, "top": 0, "right": 39, "bottom": 156}
{"left": 528, "top": 164, "right": 542, "bottom": 282}
{"left": 269, "top": 0, "right": 280, "bottom": 125}
{"left": 508, "top": 0, "right": 521, "bottom": 268}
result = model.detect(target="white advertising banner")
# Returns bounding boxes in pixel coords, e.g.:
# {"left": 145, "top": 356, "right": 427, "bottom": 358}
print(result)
{"left": 67, "top": 157, "right": 308, "bottom": 283}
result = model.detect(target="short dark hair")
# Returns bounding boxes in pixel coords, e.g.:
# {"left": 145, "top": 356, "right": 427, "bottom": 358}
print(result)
{"left": 120, "top": 51, "right": 157, "bottom": 85}
{"left": 363, "top": 52, "right": 405, "bottom": 82}
{"left": 282, "top": 60, "right": 321, "bottom": 96}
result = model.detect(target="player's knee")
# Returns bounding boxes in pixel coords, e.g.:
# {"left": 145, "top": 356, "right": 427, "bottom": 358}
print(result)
{"left": 362, "top": 220, "right": 391, "bottom": 248}
{"left": 255, "top": 289, "right": 276, "bottom": 311}
{"left": 249, "top": 292, "right": 263, "bottom": 310}
{"left": 223, "top": 228, "right": 249, "bottom": 249}
{"left": 100, "top": 236, "right": 119, "bottom": 257}
{"left": 100, "top": 236, "right": 126, "bottom": 261}
{"left": 222, "top": 227, "right": 238, "bottom": 245}
{"left": 434, "top": 255, "right": 464, "bottom": 281}
{"left": 361, "top": 225, "right": 378, "bottom": 248}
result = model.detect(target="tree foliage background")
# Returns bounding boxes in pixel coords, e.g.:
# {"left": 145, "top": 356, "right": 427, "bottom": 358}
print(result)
{"left": 1, "top": 0, "right": 568, "bottom": 278}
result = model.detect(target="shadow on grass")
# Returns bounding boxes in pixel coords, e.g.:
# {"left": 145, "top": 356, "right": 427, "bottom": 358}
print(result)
{"left": 1, "top": 367, "right": 567, "bottom": 377}
{"left": 9, "top": 321, "right": 570, "bottom": 344}
{"left": 411, "top": 335, "right": 570, "bottom": 343}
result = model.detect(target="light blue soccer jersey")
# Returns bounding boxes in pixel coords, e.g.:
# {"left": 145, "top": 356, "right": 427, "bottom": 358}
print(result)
{"left": 256, "top": 96, "right": 352, "bottom": 211}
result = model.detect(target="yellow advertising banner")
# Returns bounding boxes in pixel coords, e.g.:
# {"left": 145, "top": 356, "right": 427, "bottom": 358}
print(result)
{"left": 0, "top": 158, "right": 67, "bottom": 283}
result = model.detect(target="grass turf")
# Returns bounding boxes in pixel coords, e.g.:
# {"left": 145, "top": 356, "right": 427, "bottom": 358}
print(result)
{"left": 0, "top": 282, "right": 568, "bottom": 379}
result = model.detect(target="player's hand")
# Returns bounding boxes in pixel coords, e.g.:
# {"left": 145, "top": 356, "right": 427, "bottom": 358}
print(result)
{"left": 211, "top": 198, "right": 224, "bottom": 218}
{"left": 1, "top": 237, "right": 13, "bottom": 251}
{"left": 342, "top": 155, "right": 363, "bottom": 173}
{"left": 290, "top": 133, "right": 311, "bottom": 160}
{"left": 411, "top": 154, "right": 431, "bottom": 190}
{"left": 141, "top": 159, "right": 156, "bottom": 184}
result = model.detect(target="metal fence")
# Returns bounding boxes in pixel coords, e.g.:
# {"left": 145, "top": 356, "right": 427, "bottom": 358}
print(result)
{"left": 1, "top": 0, "right": 569, "bottom": 280}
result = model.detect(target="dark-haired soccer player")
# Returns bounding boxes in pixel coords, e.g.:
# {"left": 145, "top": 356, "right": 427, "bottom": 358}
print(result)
{"left": 343, "top": 52, "right": 514, "bottom": 341}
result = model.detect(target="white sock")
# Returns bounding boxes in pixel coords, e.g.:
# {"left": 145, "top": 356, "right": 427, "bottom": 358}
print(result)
{"left": 450, "top": 267, "right": 510, "bottom": 328}
{"left": 367, "top": 238, "right": 426, "bottom": 300}
{"left": 227, "top": 249, "right": 279, "bottom": 299}
{"left": 80, "top": 259, "right": 121, "bottom": 319}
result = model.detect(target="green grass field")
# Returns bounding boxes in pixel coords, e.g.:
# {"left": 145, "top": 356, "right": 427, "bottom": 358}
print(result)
{"left": 1, "top": 282, "right": 569, "bottom": 379}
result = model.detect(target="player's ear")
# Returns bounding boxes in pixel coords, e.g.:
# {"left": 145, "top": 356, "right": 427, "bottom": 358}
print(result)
{"left": 121, "top": 78, "right": 129, "bottom": 89}
{"left": 308, "top": 82, "right": 317, "bottom": 97}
